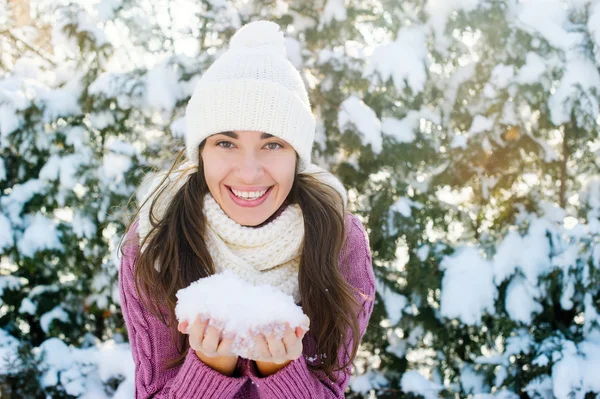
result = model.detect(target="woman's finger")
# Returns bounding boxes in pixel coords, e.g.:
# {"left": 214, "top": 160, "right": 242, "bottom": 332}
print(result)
{"left": 217, "top": 333, "right": 235, "bottom": 357}
{"left": 202, "top": 322, "right": 221, "bottom": 356}
{"left": 252, "top": 333, "right": 271, "bottom": 361}
{"left": 177, "top": 321, "right": 188, "bottom": 334}
{"left": 188, "top": 315, "right": 209, "bottom": 351}
{"left": 283, "top": 325, "right": 303, "bottom": 359}
{"left": 266, "top": 332, "right": 287, "bottom": 364}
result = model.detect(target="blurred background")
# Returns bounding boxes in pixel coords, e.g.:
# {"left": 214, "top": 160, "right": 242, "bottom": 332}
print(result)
{"left": 1, "top": 0, "right": 599, "bottom": 398}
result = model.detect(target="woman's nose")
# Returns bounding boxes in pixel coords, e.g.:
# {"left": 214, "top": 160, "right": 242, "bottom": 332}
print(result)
{"left": 236, "top": 153, "right": 264, "bottom": 183}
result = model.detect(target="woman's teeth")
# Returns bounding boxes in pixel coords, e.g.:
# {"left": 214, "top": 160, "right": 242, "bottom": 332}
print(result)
{"left": 231, "top": 188, "right": 269, "bottom": 200}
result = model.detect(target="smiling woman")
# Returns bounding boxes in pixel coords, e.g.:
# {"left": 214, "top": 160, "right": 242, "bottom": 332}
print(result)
{"left": 118, "top": 20, "right": 375, "bottom": 399}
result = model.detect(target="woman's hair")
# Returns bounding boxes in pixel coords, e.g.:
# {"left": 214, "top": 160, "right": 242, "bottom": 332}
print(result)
{"left": 119, "top": 141, "right": 362, "bottom": 381}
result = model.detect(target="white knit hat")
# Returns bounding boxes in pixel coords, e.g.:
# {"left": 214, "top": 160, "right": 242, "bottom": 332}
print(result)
{"left": 185, "top": 20, "right": 316, "bottom": 172}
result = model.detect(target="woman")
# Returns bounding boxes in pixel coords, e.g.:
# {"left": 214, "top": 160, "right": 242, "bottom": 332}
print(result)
{"left": 118, "top": 20, "right": 375, "bottom": 399}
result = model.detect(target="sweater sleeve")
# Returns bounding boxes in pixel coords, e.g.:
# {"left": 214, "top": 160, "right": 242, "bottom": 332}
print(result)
{"left": 245, "top": 213, "right": 376, "bottom": 398}
{"left": 118, "top": 220, "right": 249, "bottom": 399}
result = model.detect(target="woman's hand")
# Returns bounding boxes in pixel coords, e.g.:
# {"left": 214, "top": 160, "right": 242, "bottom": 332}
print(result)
{"left": 177, "top": 315, "right": 238, "bottom": 376}
{"left": 178, "top": 314, "right": 236, "bottom": 358}
{"left": 249, "top": 322, "right": 309, "bottom": 375}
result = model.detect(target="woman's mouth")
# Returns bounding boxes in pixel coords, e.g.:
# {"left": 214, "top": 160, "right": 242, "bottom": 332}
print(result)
{"left": 226, "top": 186, "right": 274, "bottom": 207}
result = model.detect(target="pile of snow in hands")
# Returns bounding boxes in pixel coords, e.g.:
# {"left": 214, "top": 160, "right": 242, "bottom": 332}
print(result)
{"left": 175, "top": 270, "right": 309, "bottom": 358}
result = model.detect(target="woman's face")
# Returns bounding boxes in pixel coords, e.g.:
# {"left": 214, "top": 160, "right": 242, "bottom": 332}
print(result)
{"left": 201, "top": 130, "right": 297, "bottom": 226}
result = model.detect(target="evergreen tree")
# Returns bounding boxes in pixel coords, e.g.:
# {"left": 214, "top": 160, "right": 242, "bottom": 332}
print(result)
{"left": 0, "top": 0, "right": 599, "bottom": 398}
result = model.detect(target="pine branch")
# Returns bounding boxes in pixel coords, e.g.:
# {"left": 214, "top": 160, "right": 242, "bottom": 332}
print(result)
{"left": 2, "top": 28, "right": 56, "bottom": 67}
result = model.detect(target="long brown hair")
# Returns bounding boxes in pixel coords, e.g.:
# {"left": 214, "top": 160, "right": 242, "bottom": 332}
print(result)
{"left": 119, "top": 141, "right": 362, "bottom": 381}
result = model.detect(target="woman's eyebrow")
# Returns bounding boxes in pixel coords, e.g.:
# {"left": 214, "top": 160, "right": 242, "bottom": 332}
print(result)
{"left": 218, "top": 131, "right": 239, "bottom": 139}
{"left": 216, "top": 131, "right": 274, "bottom": 140}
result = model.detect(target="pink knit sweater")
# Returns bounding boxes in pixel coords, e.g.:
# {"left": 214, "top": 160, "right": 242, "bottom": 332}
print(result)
{"left": 118, "top": 213, "right": 375, "bottom": 398}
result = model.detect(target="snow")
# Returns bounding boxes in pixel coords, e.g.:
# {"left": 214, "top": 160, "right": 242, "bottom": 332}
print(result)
{"left": 417, "top": 245, "right": 430, "bottom": 262}
{"left": 39, "top": 154, "right": 87, "bottom": 190}
{"left": 425, "top": 0, "right": 480, "bottom": 53}
{"left": 451, "top": 134, "right": 468, "bottom": 149}
{"left": 382, "top": 114, "right": 417, "bottom": 144}
{"left": 550, "top": 339, "right": 600, "bottom": 399}
{"left": 106, "top": 137, "right": 136, "bottom": 156}
{"left": 0, "top": 81, "right": 25, "bottom": 139}
{"left": 548, "top": 55, "right": 600, "bottom": 126}
{"left": 440, "top": 246, "right": 496, "bottom": 325}
{"left": 524, "top": 376, "right": 553, "bottom": 399}
{"left": 90, "top": 111, "right": 116, "bottom": 130}
{"left": 461, "top": 365, "right": 487, "bottom": 394}
{"left": 0, "top": 329, "right": 20, "bottom": 374}
{"left": 436, "top": 186, "right": 473, "bottom": 206}
{"left": 401, "top": 370, "right": 443, "bottom": 399}
{"left": 489, "top": 64, "right": 514, "bottom": 89}
{"left": 102, "top": 153, "right": 132, "bottom": 182}
{"left": 365, "top": 26, "right": 428, "bottom": 94}
{"left": 338, "top": 95, "right": 382, "bottom": 153}
{"left": 504, "top": 275, "right": 542, "bottom": 324}
{"left": 320, "top": 0, "right": 347, "bottom": 27}
{"left": 469, "top": 115, "right": 495, "bottom": 134}
{"left": 443, "top": 63, "right": 477, "bottom": 114}
{"left": 1, "top": 179, "right": 48, "bottom": 226}
{"left": 175, "top": 270, "right": 309, "bottom": 358}
{"left": 284, "top": 38, "right": 303, "bottom": 69}
{"left": 0, "top": 213, "right": 14, "bottom": 250}
{"left": 95, "top": 0, "right": 122, "bottom": 21}
{"left": 493, "top": 219, "right": 553, "bottom": 286}
{"left": 350, "top": 370, "right": 388, "bottom": 394}
{"left": 390, "top": 197, "right": 414, "bottom": 218}
{"left": 581, "top": 177, "right": 600, "bottom": 217}
{"left": 19, "top": 297, "right": 37, "bottom": 315}
{"left": 145, "top": 62, "right": 182, "bottom": 112}
{"left": 538, "top": 200, "right": 567, "bottom": 223}
{"left": 169, "top": 116, "right": 186, "bottom": 138}
{"left": 474, "top": 391, "right": 519, "bottom": 399}
{"left": 375, "top": 278, "right": 407, "bottom": 325}
{"left": 72, "top": 212, "right": 97, "bottom": 239}
{"left": 42, "top": 79, "right": 83, "bottom": 122}
{"left": 515, "top": 0, "right": 579, "bottom": 52}
{"left": 515, "top": 52, "right": 547, "bottom": 84}
{"left": 17, "top": 213, "right": 64, "bottom": 257}
{"left": 590, "top": 3, "right": 600, "bottom": 63}
{"left": 65, "top": 126, "right": 89, "bottom": 150}
{"left": 387, "top": 327, "right": 407, "bottom": 358}
{"left": 40, "top": 306, "right": 70, "bottom": 334}
{"left": 32, "top": 337, "right": 135, "bottom": 398}
{"left": 88, "top": 72, "right": 141, "bottom": 109}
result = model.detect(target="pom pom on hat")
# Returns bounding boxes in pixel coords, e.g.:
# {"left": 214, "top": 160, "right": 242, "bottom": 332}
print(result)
{"left": 229, "top": 20, "right": 286, "bottom": 56}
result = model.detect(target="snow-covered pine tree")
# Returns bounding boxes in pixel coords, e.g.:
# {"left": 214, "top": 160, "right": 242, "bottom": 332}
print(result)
{"left": 0, "top": 0, "right": 153, "bottom": 396}
{"left": 343, "top": 0, "right": 600, "bottom": 398}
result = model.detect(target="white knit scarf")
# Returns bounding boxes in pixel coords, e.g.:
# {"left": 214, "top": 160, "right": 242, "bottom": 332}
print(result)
{"left": 137, "top": 161, "right": 347, "bottom": 303}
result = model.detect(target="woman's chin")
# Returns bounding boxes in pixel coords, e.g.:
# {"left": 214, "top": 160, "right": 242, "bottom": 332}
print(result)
{"left": 230, "top": 212, "right": 269, "bottom": 227}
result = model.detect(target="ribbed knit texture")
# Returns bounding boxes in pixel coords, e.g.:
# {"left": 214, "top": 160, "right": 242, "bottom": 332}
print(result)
{"left": 119, "top": 213, "right": 375, "bottom": 398}
{"left": 203, "top": 193, "right": 304, "bottom": 302}
{"left": 185, "top": 21, "right": 316, "bottom": 172}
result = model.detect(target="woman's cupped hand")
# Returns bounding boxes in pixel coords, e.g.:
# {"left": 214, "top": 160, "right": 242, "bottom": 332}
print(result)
{"left": 248, "top": 321, "right": 309, "bottom": 364}
{"left": 177, "top": 315, "right": 310, "bottom": 363}
{"left": 178, "top": 315, "right": 236, "bottom": 358}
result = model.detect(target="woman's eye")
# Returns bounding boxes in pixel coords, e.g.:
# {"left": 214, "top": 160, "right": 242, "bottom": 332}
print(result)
{"left": 216, "top": 141, "right": 233, "bottom": 149}
{"left": 266, "top": 143, "right": 282, "bottom": 150}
